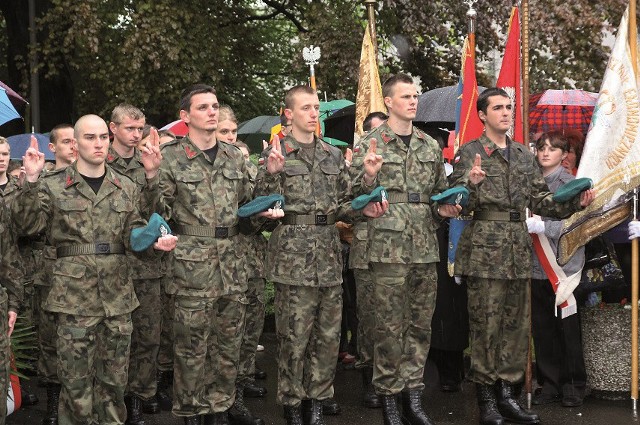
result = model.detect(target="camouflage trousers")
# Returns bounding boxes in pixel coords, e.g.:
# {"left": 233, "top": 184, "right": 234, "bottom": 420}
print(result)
{"left": 156, "top": 290, "right": 174, "bottom": 372}
{"left": 237, "top": 277, "right": 266, "bottom": 385}
{"left": 56, "top": 313, "right": 133, "bottom": 425}
{"left": 0, "top": 289, "right": 9, "bottom": 423}
{"left": 275, "top": 283, "right": 342, "bottom": 407}
{"left": 35, "top": 285, "right": 58, "bottom": 384}
{"left": 353, "top": 268, "right": 375, "bottom": 369}
{"left": 370, "top": 262, "right": 437, "bottom": 395}
{"left": 467, "top": 277, "right": 530, "bottom": 385}
{"left": 172, "top": 294, "right": 246, "bottom": 416}
{"left": 127, "top": 278, "right": 162, "bottom": 399}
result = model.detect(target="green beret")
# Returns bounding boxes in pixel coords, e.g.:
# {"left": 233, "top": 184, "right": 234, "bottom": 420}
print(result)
{"left": 130, "top": 213, "right": 172, "bottom": 252}
{"left": 431, "top": 186, "right": 470, "bottom": 207}
{"left": 352, "top": 186, "right": 387, "bottom": 211}
{"left": 552, "top": 177, "right": 593, "bottom": 203}
{"left": 237, "top": 194, "right": 285, "bottom": 218}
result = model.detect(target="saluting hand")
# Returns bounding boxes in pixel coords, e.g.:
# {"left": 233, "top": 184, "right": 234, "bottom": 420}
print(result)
{"left": 363, "top": 139, "right": 383, "bottom": 184}
{"left": 23, "top": 135, "right": 45, "bottom": 183}
{"left": 468, "top": 154, "right": 486, "bottom": 185}
{"left": 266, "top": 134, "right": 285, "bottom": 175}
{"left": 141, "top": 128, "right": 163, "bottom": 179}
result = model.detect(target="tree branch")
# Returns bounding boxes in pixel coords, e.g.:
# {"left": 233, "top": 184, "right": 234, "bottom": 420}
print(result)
{"left": 261, "top": 0, "right": 308, "bottom": 32}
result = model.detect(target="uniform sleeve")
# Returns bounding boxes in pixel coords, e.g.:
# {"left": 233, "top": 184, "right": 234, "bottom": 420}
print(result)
{"left": 429, "top": 147, "right": 450, "bottom": 221}
{"left": 144, "top": 161, "right": 177, "bottom": 223}
{"left": 248, "top": 149, "right": 285, "bottom": 233}
{"left": 449, "top": 144, "right": 482, "bottom": 213}
{"left": 11, "top": 179, "right": 51, "bottom": 237}
{"left": 0, "top": 207, "right": 24, "bottom": 313}
{"left": 350, "top": 138, "right": 378, "bottom": 197}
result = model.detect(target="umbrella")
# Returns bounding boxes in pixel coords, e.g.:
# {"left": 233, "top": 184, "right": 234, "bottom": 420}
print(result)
{"left": 324, "top": 104, "right": 356, "bottom": 144}
{"left": 0, "top": 81, "right": 27, "bottom": 108}
{"left": 159, "top": 119, "right": 188, "bottom": 137}
{"left": 0, "top": 87, "right": 21, "bottom": 127}
{"left": 237, "top": 115, "right": 280, "bottom": 152}
{"left": 319, "top": 100, "right": 354, "bottom": 146}
{"left": 415, "top": 85, "right": 487, "bottom": 129}
{"left": 529, "top": 89, "right": 598, "bottom": 135}
{"left": 7, "top": 133, "right": 53, "bottom": 160}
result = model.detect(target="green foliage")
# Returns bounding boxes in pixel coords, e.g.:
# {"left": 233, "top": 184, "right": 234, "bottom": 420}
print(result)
{"left": 10, "top": 317, "right": 37, "bottom": 380}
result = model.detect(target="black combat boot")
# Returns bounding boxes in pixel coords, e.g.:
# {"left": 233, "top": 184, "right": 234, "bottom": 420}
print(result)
{"left": 400, "top": 389, "right": 435, "bottom": 425}
{"left": 156, "top": 369, "right": 173, "bottom": 411}
{"left": 184, "top": 416, "right": 202, "bottom": 425}
{"left": 475, "top": 384, "right": 504, "bottom": 425}
{"left": 243, "top": 381, "right": 267, "bottom": 398}
{"left": 254, "top": 367, "right": 267, "bottom": 380}
{"left": 320, "top": 397, "right": 340, "bottom": 415}
{"left": 495, "top": 380, "right": 540, "bottom": 424}
{"left": 42, "top": 383, "right": 61, "bottom": 425}
{"left": 21, "top": 387, "right": 39, "bottom": 406}
{"left": 362, "top": 367, "right": 382, "bottom": 408}
{"left": 124, "top": 394, "right": 145, "bottom": 425}
{"left": 203, "top": 411, "right": 230, "bottom": 425}
{"left": 283, "top": 405, "right": 304, "bottom": 425}
{"left": 141, "top": 394, "right": 160, "bottom": 414}
{"left": 301, "top": 399, "right": 326, "bottom": 425}
{"left": 228, "top": 385, "right": 265, "bottom": 425}
{"left": 381, "top": 395, "right": 402, "bottom": 425}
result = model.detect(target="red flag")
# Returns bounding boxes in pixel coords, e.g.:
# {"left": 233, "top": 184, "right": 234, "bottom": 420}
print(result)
{"left": 457, "top": 37, "right": 484, "bottom": 151}
{"left": 496, "top": 7, "right": 523, "bottom": 144}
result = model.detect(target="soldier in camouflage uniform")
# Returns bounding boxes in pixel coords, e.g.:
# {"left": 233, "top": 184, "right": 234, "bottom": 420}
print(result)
{"left": 108, "top": 104, "right": 166, "bottom": 423}
{"left": 14, "top": 115, "right": 177, "bottom": 425}
{"left": 256, "top": 85, "right": 386, "bottom": 425}
{"left": 350, "top": 74, "right": 459, "bottom": 425}
{"left": 144, "top": 84, "right": 256, "bottom": 425}
{"left": 0, "top": 191, "right": 25, "bottom": 425}
{"left": 449, "top": 88, "right": 594, "bottom": 425}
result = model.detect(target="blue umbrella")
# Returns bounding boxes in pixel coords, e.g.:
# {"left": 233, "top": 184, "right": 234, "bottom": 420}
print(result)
{"left": 7, "top": 133, "right": 54, "bottom": 160}
{"left": 0, "top": 87, "right": 21, "bottom": 126}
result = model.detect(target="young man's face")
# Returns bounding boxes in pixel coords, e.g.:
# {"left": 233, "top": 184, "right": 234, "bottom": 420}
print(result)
{"left": 76, "top": 118, "right": 110, "bottom": 167}
{"left": 385, "top": 82, "right": 418, "bottom": 122}
{"left": 49, "top": 127, "right": 76, "bottom": 166}
{"left": 215, "top": 119, "right": 238, "bottom": 144}
{"left": 286, "top": 92, "right": 320, "bottom": 136}
{"left": 181, "top": 92, "right": 219, "bottom": 133}
{"left": 479, "top": 95, "right": 512, "bottom": 134}
{"left": 109, "top": 116, "right": 145, "bottom": 150}
{"left": 0, "top": 143, "right": 9, "bottom": 175}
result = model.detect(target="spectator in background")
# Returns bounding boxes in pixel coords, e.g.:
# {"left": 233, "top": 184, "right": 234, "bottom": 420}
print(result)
{"left": 561, "top": 129, "right": 584, "bottom": 176}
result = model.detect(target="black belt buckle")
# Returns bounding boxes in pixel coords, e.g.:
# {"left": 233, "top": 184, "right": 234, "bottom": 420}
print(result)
{"left": 95, "top": 243, "right": 111, "bottom": 254}
{"left": 408, "top": 193, "right": 420, "bottom": 203}
{"left": 215, "top": 227, "right": 229, "bottom": 238}
{"left": 509, "top": 212, "right": 521, "bottom": 222}
{"left": 315, "top": 214, "right": 328, "bottom": 225}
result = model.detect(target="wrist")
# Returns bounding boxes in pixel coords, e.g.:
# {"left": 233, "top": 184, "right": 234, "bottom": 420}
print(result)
{"left": 363, "top": 173, "right": 376, "bottom": 186}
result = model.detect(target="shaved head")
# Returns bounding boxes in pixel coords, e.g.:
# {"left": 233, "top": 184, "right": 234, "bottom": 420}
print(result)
{"left": 75, "top": 114, "right": 108, "bottom": 138}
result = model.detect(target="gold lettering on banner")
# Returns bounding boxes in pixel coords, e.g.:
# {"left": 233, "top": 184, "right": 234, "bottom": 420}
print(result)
{"left": 605, "top": 87, "right": 640, "bottom": 169}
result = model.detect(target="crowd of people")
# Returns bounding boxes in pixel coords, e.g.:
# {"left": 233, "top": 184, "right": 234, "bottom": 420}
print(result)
{"left": 1, "top": 74, "right": 637, "bottom": 425}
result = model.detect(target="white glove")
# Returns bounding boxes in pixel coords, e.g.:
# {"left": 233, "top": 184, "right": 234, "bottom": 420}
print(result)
{"left": 629, "top": 220, "right": 640, "bottom": 240}
{"left": 526, "top": 217, "right": 545, "bottom": 234}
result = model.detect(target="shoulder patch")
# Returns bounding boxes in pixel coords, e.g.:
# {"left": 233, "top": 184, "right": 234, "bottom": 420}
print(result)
{"left": 107, "top": 153, "right": 116, "bottom": 162}
{"left": 284, "top": 141, "right": 296, "bottom": 155}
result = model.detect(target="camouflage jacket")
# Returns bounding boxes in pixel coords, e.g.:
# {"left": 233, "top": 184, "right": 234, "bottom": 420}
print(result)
{"left": 0, "top": 201, "right": 24, "bottom": 313}
{"left": 449, "top": 135, "right": 583, "bottom": 279}
{"left": 239, "top": 160, "right": 266, "bottom": 279}
{"left": 350, "top": 122, "right": 448, "bottom": 264}
{"left": 254, "top": 134, "right": 353, "bottom": 287}
{"left": 107, "top": 146, "right": 164, "bottom": 280}
{"left": 145, "top": 137, "right": 252, "bottom": 297}
{"left": 12, "top": 163, "right": 145, "bottom": 316}
{"left": 0, "top": 176, "right": 32, "bottom": 283}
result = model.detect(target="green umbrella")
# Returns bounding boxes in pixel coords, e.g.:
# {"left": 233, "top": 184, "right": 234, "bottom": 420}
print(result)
{"left": 319, "top": 100, "right": 354, "bottom": 145}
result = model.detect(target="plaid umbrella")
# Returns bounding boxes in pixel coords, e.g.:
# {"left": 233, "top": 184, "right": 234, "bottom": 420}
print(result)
{"left": 529, "top": 89, "right": 598, "bottom": 135}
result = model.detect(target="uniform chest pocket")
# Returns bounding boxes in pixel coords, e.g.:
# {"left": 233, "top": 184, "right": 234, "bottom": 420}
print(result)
{"left": 110, "top": 199, "right": 134, "bottom": 213}
{"left": 379, "top": 152, "right": 405, "bottom": 188}
{"left": 413, "top": 149, "right": 438, "bottom": 188}
{"left": 58, "top": 199, "right": 89, "bottom": 212}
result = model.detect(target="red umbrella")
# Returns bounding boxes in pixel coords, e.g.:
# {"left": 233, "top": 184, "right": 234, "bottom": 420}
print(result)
{"left": 159, "top": 119, "right": 188, "bottom": 137}
{"left": 529, "top": 89, "right": 598, "bottom": 136}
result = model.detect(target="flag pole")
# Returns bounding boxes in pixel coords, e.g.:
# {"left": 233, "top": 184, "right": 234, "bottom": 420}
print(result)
{"left": 303, "top": 45, "right": 322, "bottom": 136}
{"left": 629, "top": 0, "right": 639, "bottom": 411}
{"left": 519, "top": 0, "right": 534, "bottom": 409}
{"left": 363, "top": 0, "right": 378, "bottom": 60}
{"left": 465, "top": 0, "right": 477, "bottom": 61}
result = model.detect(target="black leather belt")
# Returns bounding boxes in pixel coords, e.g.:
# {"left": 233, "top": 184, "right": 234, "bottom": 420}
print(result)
{"left": 56, "top": 242, "right": 125, "bottom": 258}
{"left": 473, "top": 211, "right": 524, "bottom": 222}
{"left": 174, "top": 224, "right": 239, "bottom": 238}
{"left": 386, "top": 192, "right": 428, "bottom": 204}
{"left": 281, "top": 213, "right": 336, "bottom": 225}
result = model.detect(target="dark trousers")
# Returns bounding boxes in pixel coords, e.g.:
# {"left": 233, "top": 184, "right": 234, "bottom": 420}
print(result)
{"left": 531, "top": 279, "right": 586, "bottom": 398}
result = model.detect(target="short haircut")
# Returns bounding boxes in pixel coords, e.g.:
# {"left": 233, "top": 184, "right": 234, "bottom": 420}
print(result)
{"left": 280, "top": 112, "right": 289, "bottom": 126}
{"left": 382, "top": 73, "right": 414, "bottom": 98}
{"left": 536, "top": 130, "right": 569, "bottom": 152}
{"left": 0, "top": 136, "right": 8, "bottom": 149}
{"left": 218, "top": 105, "right": 237, "bottom": 124}
{"left": 284, "top": 85, "right": 316, "bottom": 110}
{"left": 111, "top": 104, "right": 145, "bottom": 124}
{"left": 7, "top": 160, "right": 21, "bottom": 174}
{"left": 179, "top": 84, "right": 217, "bottom": 112}
{"left": 158, "top": 130, "right": 175, "bottom": 139}
{"left": 477, "top": 87, "right": 510, "bottom": 115}
{"left": 142, "top": 124, "right": 153, "bottom": 140}
{"left": 363, "top": 112, "right": 388, "bottom": 132}
{"left": 235, "top": 140, "right": 250, "bottom": 153}
{"left": 49, "top": 124, "right": 74, "bottom": 145}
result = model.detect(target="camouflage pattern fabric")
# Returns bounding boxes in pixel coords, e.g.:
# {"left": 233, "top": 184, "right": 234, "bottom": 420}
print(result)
{"left": 56, "top": 313, "right": 133, "bottom": 424}
{"left": 353, "top": 268, "right": 375, "bottom": 369}
{"left": 274, "top": 283, "right": 342, "bottom": 406}
{"left": 236, "top": 276, "right": 266, "bottom": 385}
{"left": 156, "top": 277, "right": 174, "bottom": 372}
{"left": 34, "top": 284, "right": 58, "bottom": 384}
{"left": 172, "top": 294, "right": 246, "bottom": 415}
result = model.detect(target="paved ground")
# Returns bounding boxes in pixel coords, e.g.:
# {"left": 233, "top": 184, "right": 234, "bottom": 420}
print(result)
{"left": 7, "top": 332, "right": 639, "bottom": 425}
